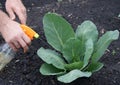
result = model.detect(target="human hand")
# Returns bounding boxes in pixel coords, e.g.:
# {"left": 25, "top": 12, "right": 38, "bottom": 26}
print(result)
{"left": 5, "top": 0, "right": 27, "bottom": 24}
{"left": 0, "top": 19, "right": 31, "bottom": 52}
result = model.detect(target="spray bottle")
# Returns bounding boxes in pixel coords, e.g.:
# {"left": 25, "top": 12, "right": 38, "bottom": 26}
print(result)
{"left": 0, "top": 25, "right": 39, "bottom": 71}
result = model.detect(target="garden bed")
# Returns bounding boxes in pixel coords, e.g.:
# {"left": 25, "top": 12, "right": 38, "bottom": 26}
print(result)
{"left": 0, "top": 0, "right": 120, "bottom": 85}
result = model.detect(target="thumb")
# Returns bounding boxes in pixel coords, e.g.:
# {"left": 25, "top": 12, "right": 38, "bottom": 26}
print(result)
{"left": 15, "top": 10, "right": 27, "bottom": 24}
{"left": 6, "top": 8, "right": 16, "bottom": 20}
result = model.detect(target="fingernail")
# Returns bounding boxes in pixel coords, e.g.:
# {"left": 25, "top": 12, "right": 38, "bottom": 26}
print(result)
{"left": 11, "top": 16, "right": 15, "bottom": 20}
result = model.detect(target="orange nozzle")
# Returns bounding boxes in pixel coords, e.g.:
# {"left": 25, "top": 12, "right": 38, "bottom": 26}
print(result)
{"left": 20, "top": 24, "right": 39, "bottom": 40}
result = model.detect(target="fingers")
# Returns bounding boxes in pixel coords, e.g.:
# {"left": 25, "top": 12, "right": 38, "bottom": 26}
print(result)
{"left": 6, "top": 7, "right": 27, "bottom": 24}
{"left": 8, "top": 34, "right": 31, "bottom": 53}
{"left": 14, "top": 7, "right": 27, "bottom": 24}
{"left": 5, "top": 0, "right": 27, "bottom": 24}
{"left": 18, "top": 38, "right": 28, "bottom": 53}
{"left": 6, "top": 6, "right": 16, "bottom": 20}
{"left": 13, "top": 41, "right": 21, "bottom": 49}
{"left": 22, "top": 33, "right": 31, "bottom": 46}
{"left": 18, "top": 34, "right": 31, "bottom": 53}
{"left": 9, "top": 42, "right": 17, "bottom": 52}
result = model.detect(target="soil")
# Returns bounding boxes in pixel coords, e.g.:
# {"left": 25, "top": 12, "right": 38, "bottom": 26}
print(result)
{"left": 0, "top": 0, "right": 120, "bottom": 85}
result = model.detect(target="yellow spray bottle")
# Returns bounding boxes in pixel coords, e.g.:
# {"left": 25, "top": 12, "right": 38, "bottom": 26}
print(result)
{"left": 0, "top": 25, "right": 39, "bottom": 71}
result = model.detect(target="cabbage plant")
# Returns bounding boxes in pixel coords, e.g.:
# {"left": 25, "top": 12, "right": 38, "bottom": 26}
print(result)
{"left": 37, "top": 13, "right": 119, "bottom": 83}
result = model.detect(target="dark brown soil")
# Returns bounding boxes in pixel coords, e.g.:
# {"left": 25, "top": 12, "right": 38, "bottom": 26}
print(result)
{"left": 0, "top": 0, "right": 120, "bottom": 85}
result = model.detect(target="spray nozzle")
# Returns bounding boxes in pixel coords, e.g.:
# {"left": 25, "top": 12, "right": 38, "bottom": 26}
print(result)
{"left": 20, "top": 24, "right": 39, "bottom": 40}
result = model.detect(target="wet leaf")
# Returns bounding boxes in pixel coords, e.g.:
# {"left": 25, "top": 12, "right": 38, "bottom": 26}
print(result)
{"left": 63, "top": 38, "right": 84, "bottom": 63}
{"left": 92, "top": 30, "right": 119, "bottom": 62}
{"left": 37, "top": 47, "right": 66, "bottom": 69}
{"left": 57, "top": 69, "right": 91, "bottom": 83}
{"left": 43, "top": 13, "right": 75, "bottom": 52}
{"left": 40, "top": 63, "right": 66, "bottom": 75}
